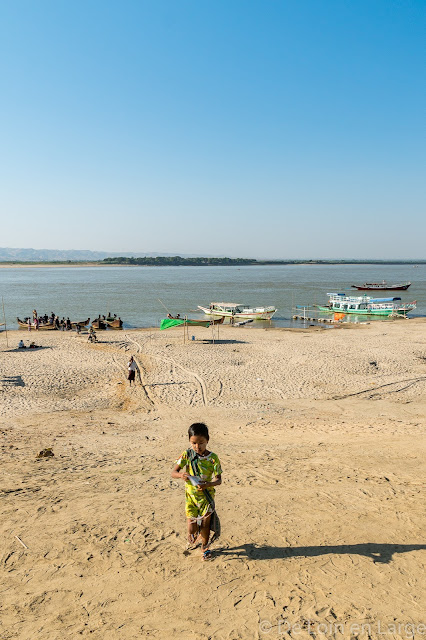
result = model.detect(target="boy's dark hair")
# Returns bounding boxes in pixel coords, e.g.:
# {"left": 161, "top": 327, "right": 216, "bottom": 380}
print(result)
{"left": 188, "top": 422, "right": 209, "bottom": 440}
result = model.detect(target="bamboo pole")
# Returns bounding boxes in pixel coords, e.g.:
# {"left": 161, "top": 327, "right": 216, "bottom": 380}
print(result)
{"left": 2, "top": 297, "right": 8, "bottom": 348}
{"left": 158, "top": 298, "right": 172, "bottom": 316}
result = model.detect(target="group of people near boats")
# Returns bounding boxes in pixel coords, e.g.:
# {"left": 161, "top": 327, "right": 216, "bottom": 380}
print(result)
{"left": 21, "top": 310, "right": 122, "bottom": 331}
{"left": 23, "top": 310, "right": 76, "bottom": 331}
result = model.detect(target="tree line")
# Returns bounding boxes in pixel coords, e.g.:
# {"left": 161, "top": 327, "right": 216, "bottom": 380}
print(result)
{"left": 101, "top": 256, "right": 256, "bottom": 265}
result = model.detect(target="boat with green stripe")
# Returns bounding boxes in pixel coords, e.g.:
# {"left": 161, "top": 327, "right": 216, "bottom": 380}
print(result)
{"left": 316, "top": 293, "right": 416, "bottom": 317}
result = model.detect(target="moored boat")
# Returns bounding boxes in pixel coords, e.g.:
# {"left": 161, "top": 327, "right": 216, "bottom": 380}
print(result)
{"left": 351, "top": 281, "right": 411, "bottom": 291}
{"left": 106, "top": 317, "right": 123, "bottom": 329}
{"left": 71, "top": 318, "right": 90, "bottom": 328}
{"left": 317, "top": 293, "right": 416, "bottom": 317}
{"left": 17, "top": 317, "right": 57, "bottom": 330}
{"left": 161, "top": 316, "right": 225, "bottom": 330}
{"left": 91, "top": 318, "right": 107, "bottom": 330}
{"left": 198, "top": 302, "right": 277, "bottom": 320}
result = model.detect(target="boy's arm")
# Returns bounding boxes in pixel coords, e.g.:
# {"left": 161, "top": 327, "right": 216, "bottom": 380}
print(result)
{"left": 171, "top": 463, "right": 189, "bottom": 481}
{"left": 198, "top": 474, "right": 221, "bottom": 490}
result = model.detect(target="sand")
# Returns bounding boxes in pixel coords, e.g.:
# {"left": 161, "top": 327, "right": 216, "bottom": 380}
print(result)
{"left": 1, "top": 321, "right": 425, "bottom": 639}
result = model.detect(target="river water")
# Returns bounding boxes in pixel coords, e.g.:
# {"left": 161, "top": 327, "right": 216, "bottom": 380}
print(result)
{"left": 0, "top": 264, "right": 424, "bottom": 330}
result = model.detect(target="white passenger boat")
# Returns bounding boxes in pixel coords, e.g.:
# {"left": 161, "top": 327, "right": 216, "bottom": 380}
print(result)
{"left": 198, "top": 302, "right": 277, "bottom": 320}
{"left": 317, "top": 293, "right": 416, "bottom": 317}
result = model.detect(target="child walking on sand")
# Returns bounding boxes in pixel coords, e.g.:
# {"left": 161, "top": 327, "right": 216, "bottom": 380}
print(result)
{"left": 171, "top": 423, "right": 222, "bottom": 560}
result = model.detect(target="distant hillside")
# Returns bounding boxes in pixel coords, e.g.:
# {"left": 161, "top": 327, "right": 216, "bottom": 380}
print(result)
{"left": 0, "top": 248, "right": 203, "bottom": 261}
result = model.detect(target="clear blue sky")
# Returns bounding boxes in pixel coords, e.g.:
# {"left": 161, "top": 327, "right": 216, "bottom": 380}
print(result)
{"left": 0, "top": 0, "right": 424, "bottom": 258}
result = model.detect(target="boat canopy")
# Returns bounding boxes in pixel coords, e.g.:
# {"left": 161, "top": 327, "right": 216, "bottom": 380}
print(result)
{"left": 372, "top": 297, "right": 401, "bottom": 302}
{"left": 210, "top": 302, "right": 242, "bottom": 307}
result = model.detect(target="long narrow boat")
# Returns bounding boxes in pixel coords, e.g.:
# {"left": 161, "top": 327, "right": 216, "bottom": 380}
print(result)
{"left": 198, "top": 302, "right": 276, "bottom": 320}
{"left": 351, "top": 281, "right": 411, "bottom": 291}
{"left": 317, "top": 294, "right": 417, "bottom": 317}
{"left": 71, "top": 318, "right": 90, "bottom": 328}
{"left": 91, "top": 318, "right": 107, "bottom": 330}
{"left": 160, "top": 316, "right": 225, "bottom": 330}
{"left": 106, "top": 317, "right": 123, "bottom": 329}
{"left": 17, "top": 317, "right": 57, "bottom": 330}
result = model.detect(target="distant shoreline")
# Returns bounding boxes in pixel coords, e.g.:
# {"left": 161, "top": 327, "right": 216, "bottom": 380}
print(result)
{"left": 0, "top": 260, "right": 424, "bottom": 269}
{"left": 0, "top": 262, "right": 128, "bottom": 269}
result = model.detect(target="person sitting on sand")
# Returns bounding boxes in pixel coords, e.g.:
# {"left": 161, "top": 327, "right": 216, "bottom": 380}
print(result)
{"left": 171, "top": 422, "right": 222, "bottom": 561}
{"left": 29, "top": 342, "right": 38, "bottom": 348}
{"left": 127, "top": 356, "right": 138, "bottom": 385}
{"left": 18, "top": 340, "right": 26, "bottom": 349}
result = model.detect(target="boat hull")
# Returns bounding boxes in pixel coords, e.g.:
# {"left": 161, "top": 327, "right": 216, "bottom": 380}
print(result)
{"left": 17, "top": 318, "right": 57, "bottom": 330}
{"left": 317, "top": 306, "right": 411, "bottom": 316}
{"left": 351, "top": 283, "right": 411, "bottom": 290}
{"left": 91, "top": 319, "right": 107, "bottom": 330}
{"left": 184, "top": 316, "right": 225, "bottom": 327}
{"left": 71, "top": 318, "right": 90, "bottom": 328}
{"left": 106, "top": 319, "right": 123, "bottom": 329}
{"left": 198, "top": 305, "right": 276, "bottom": 320}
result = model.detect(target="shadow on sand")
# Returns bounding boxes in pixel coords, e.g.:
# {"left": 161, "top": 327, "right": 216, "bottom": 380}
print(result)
{"left": 197, "top": 339, "right": 247, "bottom": 344}
{"left": 8, "top": 346, "right": 53, "bottom": 353}
{"left": 218, "top": 543, "right": 426, "bottom": 564}
{"left": 0, "top": 375, "right": 25, "bottom": 387}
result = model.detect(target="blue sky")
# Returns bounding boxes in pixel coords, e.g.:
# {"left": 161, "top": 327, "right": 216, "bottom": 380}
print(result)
{"left": 0, "top": 0, "right": 424, "bottom": 258}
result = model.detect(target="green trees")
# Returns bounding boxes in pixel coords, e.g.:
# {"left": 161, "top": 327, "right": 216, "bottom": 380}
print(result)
{"left": 101, "top": 256, "right": 255, "bottom": 266}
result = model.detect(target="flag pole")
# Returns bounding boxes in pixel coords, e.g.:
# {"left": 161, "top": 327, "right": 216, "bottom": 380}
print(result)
{"left": 2, "top": 297, "right": 8, "bottom": 348}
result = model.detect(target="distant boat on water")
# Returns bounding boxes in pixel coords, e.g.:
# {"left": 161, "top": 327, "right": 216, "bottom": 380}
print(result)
{"left": 351, "top": 281, "right": 411, "bottom": 291}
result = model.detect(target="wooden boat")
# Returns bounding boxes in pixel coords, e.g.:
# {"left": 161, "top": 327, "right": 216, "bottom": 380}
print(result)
{"left": 316, "top": 293, "right": 417, "bottom": 317}
{"left": 185, "top": 316, "right": 224, "bottom": 327}
{"left": 91, "top": 318, "right": 107, "bottom": 330}
{"left": 198, "top": 302, "right": 277, "bottom": 320}
{"left": 161, "top": 316, "right": 225, "bottom": 329}
{"left": 106, "top": 317, "right": 123, "bottom": 329}
{"left": 17, "top": 317, "right": 57, "bottom": 330}
{"left": 351, "top": 281, "right": 411, "bottom": 291}
{"left": 71, "top": 318, "right": 90, "bottom": 328}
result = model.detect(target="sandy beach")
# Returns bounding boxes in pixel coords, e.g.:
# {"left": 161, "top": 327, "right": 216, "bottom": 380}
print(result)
{"left": 1, "top": 321, "right": 425, "bottom": 639}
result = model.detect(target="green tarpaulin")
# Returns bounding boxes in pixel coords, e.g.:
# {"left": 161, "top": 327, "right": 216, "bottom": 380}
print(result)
{"left": 160, "top": 318, "right": 185, "bottom": 330}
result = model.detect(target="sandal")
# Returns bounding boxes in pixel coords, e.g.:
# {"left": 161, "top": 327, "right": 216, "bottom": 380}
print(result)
{"left": 202, "top": 549, "right": 212, "bottom": 561}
